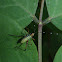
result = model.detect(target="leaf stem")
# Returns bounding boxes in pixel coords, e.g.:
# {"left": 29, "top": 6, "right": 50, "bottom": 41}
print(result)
{"left": 32, "top": 15, "right": 39, "bottom": 24}
{"left": 38, "top": 0, "right": 44, "bottom": 62}
{"left": 42, "top": 17, "right": 51, "bottom": 26}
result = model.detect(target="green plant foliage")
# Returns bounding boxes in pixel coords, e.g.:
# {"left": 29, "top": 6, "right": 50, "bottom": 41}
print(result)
{"left": 53, "top": 46, "right": 62, "bottom": 62}
{"left": 0, "top": 0, "right": 38, "bottom": 28}
{"left": 46, "top": 0, "right": 62, "bottom": 30}
{"left": 0, "top": 0, "right": 38, "bottom": 62}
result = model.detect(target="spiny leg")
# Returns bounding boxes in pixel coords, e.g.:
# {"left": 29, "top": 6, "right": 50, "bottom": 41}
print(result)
{"left": 32, "top": 38, "right": 35, "bottom": 41}
{"left": 8, "top": 34, "right": 21, "bottom": 37}
{"left": 8, "top": 32, "right": 25, "bottom": 38}
{"left": 15, "top": 43, "right": 22, "bottom": 49}
{"left": 28, "top": 38, "right": 35, "bottom": 46}
{"left": 24, "top": 40, "right": 28, "bottom": 51}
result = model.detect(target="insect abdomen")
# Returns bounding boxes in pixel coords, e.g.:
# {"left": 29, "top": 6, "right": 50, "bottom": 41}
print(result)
{"left": 21, "top": 36, "right": 32, "bottom": 43}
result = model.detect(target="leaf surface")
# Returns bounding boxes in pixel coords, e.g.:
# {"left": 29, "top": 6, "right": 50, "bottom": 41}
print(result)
{"left": 46, "top": 0, "right": 62, "bottom": 30}
{"left": 0, "top": 0, "right": 38, "bottom": 28}
{"left": 53, "top": 46, "right": 62, "bottom": 62}
{"left": 0, "top": 0, "right": 38, "bottom": 62}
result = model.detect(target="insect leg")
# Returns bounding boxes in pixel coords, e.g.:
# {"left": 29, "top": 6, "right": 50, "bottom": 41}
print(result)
{"left": 28, "top": 38, "right": 35, "bottom": 46}
{"left": 15, "top": 43, "right": 22, "bottom": 49}
{"left": 24, "top": 40, "right": 28, "bottom": 51}
{"left": 8, "top": 34, "right": 21, "bottom": 37}
{"left": 32, "top": 38, "right": 35, "bottom": 41}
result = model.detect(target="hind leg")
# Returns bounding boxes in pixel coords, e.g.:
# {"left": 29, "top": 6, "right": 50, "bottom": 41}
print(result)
{"left": 24, "top": 40, "right": 28, "bottom": 51}
{"left": 15, "top": 43, "right": 22, "bottom": 49}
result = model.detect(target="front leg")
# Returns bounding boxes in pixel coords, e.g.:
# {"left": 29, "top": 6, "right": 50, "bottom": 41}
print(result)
{"left": 8, "top": 34, "right": 22, "bottom": 37}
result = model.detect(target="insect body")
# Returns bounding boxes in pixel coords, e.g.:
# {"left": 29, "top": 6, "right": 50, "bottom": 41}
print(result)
{"left": 9, "top": 33, "right": 35, "bottom": 50}
{"left": 21, "top": 33, "right": 34, "bottom": 43}
{"left": 15, "top": 33, "right": 35, "bottom": 50}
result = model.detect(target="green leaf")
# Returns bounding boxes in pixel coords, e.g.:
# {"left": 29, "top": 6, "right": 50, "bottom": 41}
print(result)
{"left": 0, "top": 0, "right": 38, "bottom": 62}
{"left": 0, "top": 0, "right": 38, "bottom": 28}
{"left": 53, "top": 46, "right": 62, "bottom": 62}
{"left": 0, "top": 14, "right": 38, "bottom": 62}
{"left": 46, "top": 0, "right": 62, "bottom": 30}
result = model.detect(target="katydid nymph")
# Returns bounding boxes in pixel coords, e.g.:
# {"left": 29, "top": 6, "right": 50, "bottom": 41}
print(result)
{"left": 9, "top": 33, "right": 35, "bottom": 51}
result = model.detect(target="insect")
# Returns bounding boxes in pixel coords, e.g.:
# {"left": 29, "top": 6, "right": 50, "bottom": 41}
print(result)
{"left": 9, "top": 32, "right": 35, "bottom": 51}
